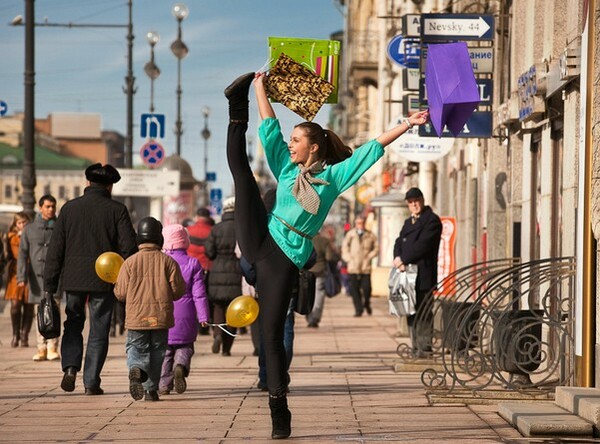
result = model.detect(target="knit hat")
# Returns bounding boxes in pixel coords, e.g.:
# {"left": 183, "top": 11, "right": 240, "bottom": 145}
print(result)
{"left": 222, "top": 196, "right": 235, "bottom": 213}
{"left": 162, "top": 224, "right": 190, "bottom": 250}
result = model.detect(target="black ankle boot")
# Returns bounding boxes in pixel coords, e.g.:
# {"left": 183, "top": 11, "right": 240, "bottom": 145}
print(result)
{"left": 269, "top": 395, "right": 291, "bottom": 439}
{"left": 224, "top": 72, "right": 254, "bottom": 122}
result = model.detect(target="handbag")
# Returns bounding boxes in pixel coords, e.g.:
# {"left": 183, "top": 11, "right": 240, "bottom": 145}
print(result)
{"left": 388, "top": 264, "right": 418, "bottom": 317}
{"left": 295, "top": 269, "right": 316, "bottom": 315}
{"left": 265, "top": 53, "right": 334, "bottom": 121}
{"left": 324, "top": 260, "right": 341, "bottom": 298}
{"left": 267, "top": 36, "right": 341, "bottom": 103}
{"left": 37, "top": 292, "right": 61, "bottom": 339}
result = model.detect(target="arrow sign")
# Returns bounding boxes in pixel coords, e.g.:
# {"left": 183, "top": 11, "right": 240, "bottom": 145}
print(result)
{"left": 0, "top": 100, "right": 7, "bottom": 117}
{"left": 140, "top": 113, "right": 165, "bottom": 139}
{"left": 421, "top": 14, "right": 494, "bottom": 41}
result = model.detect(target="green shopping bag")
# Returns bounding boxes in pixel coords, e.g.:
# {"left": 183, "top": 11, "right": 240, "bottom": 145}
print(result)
{"left": 268, "top": 37, "right": 340, "bottom": 103}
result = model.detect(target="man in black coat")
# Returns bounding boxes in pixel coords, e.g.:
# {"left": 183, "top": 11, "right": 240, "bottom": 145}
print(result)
{"left": 393, "top": 187, "right": 442, "bottom": 357}
{"left": 44, "top": 163, "right": 137, "bottom": 395}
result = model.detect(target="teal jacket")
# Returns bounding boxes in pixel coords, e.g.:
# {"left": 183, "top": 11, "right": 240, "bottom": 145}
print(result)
{"left": 259, "top": 117, "right": 384, "bottom": 268}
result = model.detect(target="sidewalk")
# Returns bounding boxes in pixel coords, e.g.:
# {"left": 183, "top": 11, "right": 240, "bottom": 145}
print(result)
{"left": 0, "top": 294, "right": 523, "bottom": 443}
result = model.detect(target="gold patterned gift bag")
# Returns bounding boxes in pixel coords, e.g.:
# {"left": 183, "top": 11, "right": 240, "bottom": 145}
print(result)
{"left": 265, "top": 53, "right": 334, "bottom": 121}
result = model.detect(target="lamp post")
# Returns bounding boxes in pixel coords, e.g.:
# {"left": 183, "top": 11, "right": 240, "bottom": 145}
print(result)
{"left": 201, "top": 106, "right": 211, "bottom": 206}
{"left": 11, "top": 0, "right": 134, "bottom": 217}
{"left": 170, "top": 3, "right": 189, "bottom": 157}
{"left": 144, "top": 31, "right": 161, "bottom": 113}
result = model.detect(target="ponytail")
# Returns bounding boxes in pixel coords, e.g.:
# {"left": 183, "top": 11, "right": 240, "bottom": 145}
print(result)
{"left": 295, "top": 122, "right": 352, "bottom": 165}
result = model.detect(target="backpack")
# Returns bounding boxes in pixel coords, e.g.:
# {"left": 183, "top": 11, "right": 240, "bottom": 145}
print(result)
{"left": 324, "top": 260, "right": 341, "bottom": 297}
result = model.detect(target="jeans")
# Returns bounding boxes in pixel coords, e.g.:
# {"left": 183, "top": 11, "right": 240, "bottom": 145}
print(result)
{"left": 306, "top": 276, "right": 326, "bottom": 325}
{"left": 61, "top": 291, "right": 114, "bottom": 389}
{"left": 126, "top": 329, "right": 168, "bottom": 392}
{"left": 258, "top": 297, "right": 296, "bottom": 386}
{"left": 348, "top": 273, "right": 372, "bottom": 315}
{"left": 159, "top": 343, "right": 194, "bottom": 391}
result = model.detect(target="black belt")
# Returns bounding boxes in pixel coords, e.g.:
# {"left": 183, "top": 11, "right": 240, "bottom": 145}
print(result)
{"left": 272, "top": 214, "right": 313, "bottom": 240}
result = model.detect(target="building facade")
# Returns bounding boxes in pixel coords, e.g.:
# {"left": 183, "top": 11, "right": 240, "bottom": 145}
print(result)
{"left": 338, "top": 0, "right": 600, "bottom": 384}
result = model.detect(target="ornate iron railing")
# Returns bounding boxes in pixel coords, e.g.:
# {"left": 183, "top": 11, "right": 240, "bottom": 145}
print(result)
{"left": 397, "top": 258, "right": 520, "bottom": 363}
{"left": 420, "top": 257, "right": 576, "bottom": 395}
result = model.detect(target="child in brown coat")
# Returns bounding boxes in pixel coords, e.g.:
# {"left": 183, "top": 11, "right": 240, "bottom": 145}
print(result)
{"left": 114, "top": 217, "right": 186, "bottom": 401}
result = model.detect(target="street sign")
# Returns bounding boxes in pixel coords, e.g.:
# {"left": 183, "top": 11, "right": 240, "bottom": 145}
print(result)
{"left": 418, "top": 111, "right": 493, "bottom": 138}
{"left": 402, "top": 68, "right": 420, "bottom": 91}
{"left": 209, "top": 188, "right": 223, "bottom": 215}
{"left": 139, "top": 140, "right": 165, "bottom": 167}
{"left": 206, "top": 172, "right": 217, "bottom": 182}
{"left": 388, "top": 115, "right": 455, "bottom": 162}
{"left": 386, "top": 35, "right": 420, "bottom": 69}
{"left": 420, "top": 45, "right": 494, "bottom": 73}
{"left": 421, "top": 14, "right": 495, "bottom": 41}
{"left": 402, "top": 14, "right": 421, "bottom": 38}
{"left": 419, "top": 78, "right": 493, "bottom": 106}
{"left": 403, "top": 94, "right": 421, "bottom": 115}
{"left": 112, "top": 169, "right": 180, "bottom": 197}
{"left": 0, "top": 100, "right": 7, "bottom": 117}
{"left": 140, "top": 113, "right": 165, "bottom": 139}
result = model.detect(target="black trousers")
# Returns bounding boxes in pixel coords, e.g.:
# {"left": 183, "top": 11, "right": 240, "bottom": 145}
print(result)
{"left": 348, "top": 273, "right": 372, "bottom": 315}
{"left": 227, "top": 122, "right": 298, "bottom": 396}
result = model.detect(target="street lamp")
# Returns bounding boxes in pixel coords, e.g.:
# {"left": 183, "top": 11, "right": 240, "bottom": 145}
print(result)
{"left": 201, "top": 106, "right": 211, "bottom": 205}
{"left": 170, "top": 3, "right": 189, "bottom": 157}
{"left": 144, "top": 31, "right": 161, "bottom": 113}
{"left": 11, "top": 0, "right": 134, "bottom": 217}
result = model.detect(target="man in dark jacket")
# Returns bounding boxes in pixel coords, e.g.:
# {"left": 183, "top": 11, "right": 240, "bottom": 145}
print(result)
{"left": 44, "top": 163, "right": 137, "bottom": 395}
{"left": 393, "top": 187, "right": 442, "bottom": 357}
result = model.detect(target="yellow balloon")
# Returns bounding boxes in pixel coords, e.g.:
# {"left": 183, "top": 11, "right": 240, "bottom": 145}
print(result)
{"left": 226, "top": 295, "right": 259, "bottom": 328}
{"left": 95, "top": 252, "right": 125, "bottom": 284}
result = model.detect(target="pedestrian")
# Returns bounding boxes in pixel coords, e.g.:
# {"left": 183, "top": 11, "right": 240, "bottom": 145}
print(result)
{"left": 223, "top": 70, "right": 428, "bottom": 439}
{"left": 44, "top": 163, "right": 137, "bottom": 395}
{"left": 205, "top": 196, "right": 242, "bottom": 356}
{"left": 17, "top": 195, "right": 61, "bottom": 361}
{"left": 187, "top": 207, "right": 214, "bottom": 336}
{"left": 341, "top": 216, "right": 379, "bottom": 317}
{"left": 393, "top": 187, "right": 442, "bottom": 357}
{"left": 5, "top": 211, "right": 33, "bottom": 348}
{"left": 159, "top": 223, "right": 209, "bottom": 396}
{"left": 306, "top": 231, "right": 337, "bottom": 327}
{"left": 114, "top": 217, "right": 186, "bottom": 401}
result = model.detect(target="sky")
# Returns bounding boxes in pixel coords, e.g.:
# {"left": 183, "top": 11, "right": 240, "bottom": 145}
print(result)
{"left": 0, "top": 0, "right": 344, "bottom": 198}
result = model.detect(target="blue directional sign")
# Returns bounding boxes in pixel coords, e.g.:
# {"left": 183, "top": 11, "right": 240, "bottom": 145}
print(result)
{"left": 387, "top": 35, "right": 421, "bottom": 69}
{"left": 418, "top": 111, "right": 493, "bottom": 138}
{"left": 140, "top": 113, "right": 165, "bottom": 139}
{"left": 206, "top": 172, "right": 217, "bottom": 182}
{"left": 210, "top": 188, "right": 223, "bottom": 215}
{"left": 0, "top": 100, "right": 7, "bottom": 117}
{"left": 421, "top": 14, "right": 495, "bottom": 41}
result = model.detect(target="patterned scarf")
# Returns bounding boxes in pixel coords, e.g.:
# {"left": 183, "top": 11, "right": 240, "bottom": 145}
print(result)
{"left": 292, "top": 160, "right": 330, "bottom": 215}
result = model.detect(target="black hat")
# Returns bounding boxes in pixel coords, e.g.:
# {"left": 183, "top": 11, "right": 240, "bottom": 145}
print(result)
{"left": 85, "top": 163, "right": 121, "bottom": 184}
{"left": 196, "top": 207, "right": 211, "bottom": 218}
{"left": 136, "top": 217, "right": 164, "bottom": 247}
{"left": 405, "top": 187, "right": 424, "bottom": 200}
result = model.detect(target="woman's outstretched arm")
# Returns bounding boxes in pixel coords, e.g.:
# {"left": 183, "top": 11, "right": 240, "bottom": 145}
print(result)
{"left": 376, "top": 110, "right": 429, "bottom": 147}
{"left": 254, "top": 72, "right": 276, "bottom": 120}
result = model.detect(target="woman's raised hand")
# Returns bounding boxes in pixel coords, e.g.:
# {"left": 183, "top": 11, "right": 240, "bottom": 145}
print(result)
{"left": 408, "top": 110, "right": 429, "bottom": 127}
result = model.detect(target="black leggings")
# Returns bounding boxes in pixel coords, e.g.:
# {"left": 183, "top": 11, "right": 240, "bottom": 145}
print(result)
{"left": 227, "top": 122, "right": 298, "bottom": 396}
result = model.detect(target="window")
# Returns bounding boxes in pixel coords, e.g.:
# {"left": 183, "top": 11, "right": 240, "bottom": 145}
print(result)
{"left": 58, "top": 185, "right": 66, "bottom": 199}
{"left": 73, "top": 186, "right": 81, "bottom": 197}
{"left": 43, "top": 184, "right": 51, "bottom": 195}
{"left": 4, "top": 184, "right": 12, "bottom": 199}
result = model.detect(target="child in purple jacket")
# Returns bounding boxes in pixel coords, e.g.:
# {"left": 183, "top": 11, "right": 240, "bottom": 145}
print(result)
{"left": 159, "top": 224, "right": 209, "bottom": 395}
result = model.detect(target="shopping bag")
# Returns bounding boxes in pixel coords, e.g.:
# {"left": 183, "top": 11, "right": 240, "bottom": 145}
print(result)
{"left": 388, "top": 264, "right": 418, "bottom": 317}
{"left": 295, "top": 269, "right": 316, "bottom": 315}
{"left": 265, "top": 53, "right": 334, "bottom": 121}
{"left": 268, "top": 36, "right": 340, "bottom": 103}
{"left": 37, "top": 292, "right": 61, "bottom": 339}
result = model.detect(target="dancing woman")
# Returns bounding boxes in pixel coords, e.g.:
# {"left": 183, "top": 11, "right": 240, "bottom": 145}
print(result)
{"left": 225, "top": 71, "right": 428, "bottom": 439}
